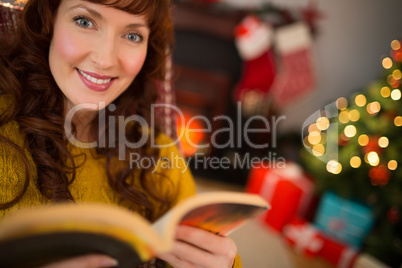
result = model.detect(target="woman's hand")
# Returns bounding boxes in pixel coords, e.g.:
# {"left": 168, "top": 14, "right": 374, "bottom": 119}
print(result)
{"left": 41, "top": 254, "right": 118, "bottom": 268}
{"left": 158, "top": 225, "right": 237, "bottom": 268}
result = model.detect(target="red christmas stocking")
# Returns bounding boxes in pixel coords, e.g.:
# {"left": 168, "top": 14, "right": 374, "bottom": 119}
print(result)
{"left": 271, "top": 22, "right": 316, "bottom": 106}
{"left": 233, "top": 15, "right": 276, "bottom": 105}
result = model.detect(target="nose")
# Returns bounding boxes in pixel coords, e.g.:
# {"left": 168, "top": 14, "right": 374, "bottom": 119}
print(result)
{"left": 89, "top": 36, "right": 118, "bottom": 70}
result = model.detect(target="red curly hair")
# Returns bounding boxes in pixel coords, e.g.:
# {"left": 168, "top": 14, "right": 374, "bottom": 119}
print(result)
{"left": 0, "top": 0, "right": 175, "bottom": 220}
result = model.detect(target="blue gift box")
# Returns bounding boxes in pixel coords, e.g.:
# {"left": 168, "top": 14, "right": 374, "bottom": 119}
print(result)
{"left": 314, "top": 192, "right": 374, "bottom": 248}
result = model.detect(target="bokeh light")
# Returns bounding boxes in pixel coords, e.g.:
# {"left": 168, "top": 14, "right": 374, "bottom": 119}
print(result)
{"left": 391, "top": 40, "right": 401, "bottom": 50}
{"left": 380, "top": 87, "right": 391, "bottom": 98}
{"left": 350, "top": 156, "right": 362, "bottom": 168}
{"left": 316, "top": 117, "right": 330, "bottom": 131}
{"left": 349, "top": 109, "right": 360, "bottom": 122}
{"left": 308, "top": 131, "right": 321, "bottom": 145}
{"left": 312, "top": 144, "right": 325, "bottom": 156}
{"left": 339, "top": 111, "right": 350, "bottom": 124}
{"left": 378, "top": 137, "right": 389, "bottom": 148}
{"left": 355, "top": 94, "right": 367, "bottom": 107}
{"left": 388, "top": 160, "right": 398, "bottom": 170}
{"left": 344, "top": 125, "right": 357, "bottom": 138}
{"left": 358, "top": 134, "right": 369, "bottom": 146}
{"left": 367, "top": 102, "right": 381, "bottom": 114}
{"left": 327, "top": 160, "right": 342, "bottom": 174}
{"left": 395, "top": 116, "right": 402, "bottom": 127}
{"left": 336, "top": 97, "right": 348, "bottom": 110}
{"left": 308, "top": 123, "right": 320, "bottom": 133}
{"left": 391, "top": 89, "right": 401, "bottom": 100}
{"left": 393, "top": 70, "right": 402, "bottom": 80}
{"left": 367, "top": 152, "right": 380, "bottom": 166}
{"left": 382, "top": 57, "right": 393, "bottom": 69}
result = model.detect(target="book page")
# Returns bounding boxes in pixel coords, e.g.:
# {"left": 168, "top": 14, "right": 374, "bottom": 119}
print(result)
{"left": 152, "top": 192, "right": 269, "bottom": 246}
{"left": 179, "top": 202, "right": 266, "bottom": 236}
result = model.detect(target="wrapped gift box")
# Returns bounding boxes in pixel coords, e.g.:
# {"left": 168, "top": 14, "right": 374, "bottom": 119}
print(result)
{"left": 246, "top": 162, "right": 314, "bottom": 231}
{"left": 283, "top": 217, "right": 359, "bottom": 268}
{"left": 319, "top": 233, "right": 358, "bottom": 268}
{"left": 314, "top": 192, "right": 374, "bottom": 248}
{"left": 283, "top": 217, "right": 323, "bottom": 257}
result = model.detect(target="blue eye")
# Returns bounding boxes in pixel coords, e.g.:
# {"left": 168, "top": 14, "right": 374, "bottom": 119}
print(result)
{"left": 126, "top": 33, "right": 143, "bottom": 43}
{"left": 73, "top": 16, "right": 94, "bottom": 29}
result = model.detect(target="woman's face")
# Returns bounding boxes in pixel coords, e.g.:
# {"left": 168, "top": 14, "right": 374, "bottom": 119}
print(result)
{"left": 49, "top": 0, "right": 149, "bottom": 111}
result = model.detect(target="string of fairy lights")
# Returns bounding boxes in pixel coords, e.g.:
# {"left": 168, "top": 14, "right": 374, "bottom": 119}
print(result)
{"left": 304, "top": 39, "right": 402, "bottom": 185}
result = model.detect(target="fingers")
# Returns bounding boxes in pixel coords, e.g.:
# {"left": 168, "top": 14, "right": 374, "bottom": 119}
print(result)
{"left": 41, "top": 254, "right": 118, "bottom": 268}
{"left": 158, "top": 250, "right": 199, "bottom": 268}
{"left": 166, "top": 240, "right": 214, "bottom": 267}
{"left": 176, "top": 225, "right": 237, "bottom": 257}
{"left": 159, "top": 240, "right": 235, "bottom": 268}
{"left": 158, "top": 226, "right": 237, "bottom": 268}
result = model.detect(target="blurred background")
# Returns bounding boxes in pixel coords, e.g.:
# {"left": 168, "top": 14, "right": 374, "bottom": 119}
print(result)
{"left": 168, "top": 1, "right": 402, "bottom": 267}
{"left": 1, "top": 0, "right": 402, "bottom": 267}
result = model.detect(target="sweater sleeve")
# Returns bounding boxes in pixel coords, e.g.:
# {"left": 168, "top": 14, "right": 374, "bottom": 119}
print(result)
{"left": 233, "top": 254, "right": 243, "bottom": 268}
{"left": 0, "top": 120, "right": 45, "bottom": 221}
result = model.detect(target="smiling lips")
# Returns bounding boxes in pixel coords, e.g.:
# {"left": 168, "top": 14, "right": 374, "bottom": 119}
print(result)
{"left": 76, "top": 68, "right": 116, "bottom": 92}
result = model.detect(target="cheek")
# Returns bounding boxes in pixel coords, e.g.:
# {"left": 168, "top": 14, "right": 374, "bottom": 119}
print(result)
{"left": 122, "top": 49, "right": 148, "bottom": 78}
{"left": 51, "top": 30, "right": 86, "bottom": 64}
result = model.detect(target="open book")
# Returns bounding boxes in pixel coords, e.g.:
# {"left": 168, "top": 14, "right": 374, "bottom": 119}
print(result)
{"left": 0, "top": 191, "right": 269, "bottom": 268}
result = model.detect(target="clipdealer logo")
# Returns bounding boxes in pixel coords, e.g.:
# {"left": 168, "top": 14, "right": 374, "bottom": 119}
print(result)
{"left": 64, "top": 102, "right": 287, "bottom": 170}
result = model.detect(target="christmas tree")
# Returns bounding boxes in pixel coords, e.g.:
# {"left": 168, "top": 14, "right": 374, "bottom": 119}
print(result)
{"left": 301, "top": 40, "right": 402, "bottom": 267}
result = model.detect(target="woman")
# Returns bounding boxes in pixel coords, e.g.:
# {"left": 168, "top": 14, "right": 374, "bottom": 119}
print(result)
{"left": 0, "top": 0, "right": 241, "bottom": 267}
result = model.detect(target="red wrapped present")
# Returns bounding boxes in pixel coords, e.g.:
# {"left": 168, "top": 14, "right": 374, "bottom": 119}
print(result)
{"left": 319, "top": 234, "right": 358, "bottom": 268}
{"left": 283, "top": 217, "right": 323, "bottom": 257}
{"left": 246, "top": 162, "right": 314, "bottom": 231}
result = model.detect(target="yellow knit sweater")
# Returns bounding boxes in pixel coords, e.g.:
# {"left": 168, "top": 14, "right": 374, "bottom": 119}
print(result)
{"left": 0, "top": 97, "right": 242, "bottom": 267}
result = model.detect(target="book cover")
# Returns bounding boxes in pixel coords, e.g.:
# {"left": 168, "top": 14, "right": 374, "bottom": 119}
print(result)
{"left": 0, "top": 191, "right": 269, "bottom": 268}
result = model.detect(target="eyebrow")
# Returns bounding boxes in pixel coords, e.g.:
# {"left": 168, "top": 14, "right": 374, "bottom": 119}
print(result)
{"left": 125, "top": 23, "right": 149, "bottom": 30}
{"left": 69, "top": 4, "right": 103, "bottom": 20}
